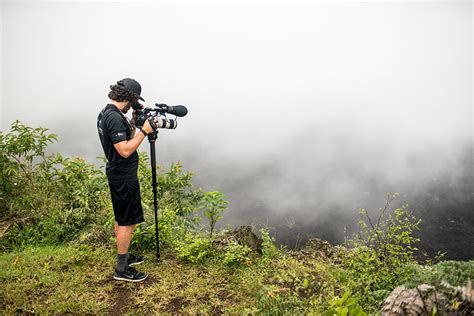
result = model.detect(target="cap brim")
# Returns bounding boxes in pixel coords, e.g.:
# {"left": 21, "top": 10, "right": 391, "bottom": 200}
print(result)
{"left": 139, "top": 96, "right": 145, "bottom": 101}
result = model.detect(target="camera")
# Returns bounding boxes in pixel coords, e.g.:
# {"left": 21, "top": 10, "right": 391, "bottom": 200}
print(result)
{"left": 132, "top": 102, "right": 186, "bottom": 130}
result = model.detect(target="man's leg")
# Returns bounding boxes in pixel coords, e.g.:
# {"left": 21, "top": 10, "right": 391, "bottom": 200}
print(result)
{"left": 116, "top": 224, "right": 136, "bottom": 255}
{"left": 113, "top": 223, "right": 147, "bottom": 282}
{"left": 115, "top": 224, "right": 135, "bottom": 274}
{"left": 112, "top": 179, "right": 147, "bottom": 282}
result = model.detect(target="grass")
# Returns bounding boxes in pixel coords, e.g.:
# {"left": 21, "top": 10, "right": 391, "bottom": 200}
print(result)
{"left": 0, "top": 246, "right": 113, "bottom": 314}
{"left": 0, "top": 244, "right": 340, "bottom": 314}
{"left": 1, "top": 244, "right": 473, "bottom": 314}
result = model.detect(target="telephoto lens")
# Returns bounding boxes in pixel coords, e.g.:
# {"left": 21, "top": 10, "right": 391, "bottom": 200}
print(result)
{"left": 155, "top": 116, "right": 177, "bottom": 129}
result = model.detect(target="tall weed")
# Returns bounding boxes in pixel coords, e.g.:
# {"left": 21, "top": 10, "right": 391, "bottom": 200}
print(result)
{"left": 340, "top": 193, "right": 421, "bottom": 310}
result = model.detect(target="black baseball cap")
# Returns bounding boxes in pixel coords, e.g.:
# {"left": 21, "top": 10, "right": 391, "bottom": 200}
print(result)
{"left": 117, "top": 78, "right": 145, "bottom": 101}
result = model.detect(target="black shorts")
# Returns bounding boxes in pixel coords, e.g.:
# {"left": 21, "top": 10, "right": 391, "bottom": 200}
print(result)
{"left": 108, "top": 179, "right": 144, "bottom": 226}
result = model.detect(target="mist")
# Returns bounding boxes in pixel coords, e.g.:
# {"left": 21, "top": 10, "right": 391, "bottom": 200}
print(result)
{"left": 1, "top": 1, "right": 472, "bottom": 259}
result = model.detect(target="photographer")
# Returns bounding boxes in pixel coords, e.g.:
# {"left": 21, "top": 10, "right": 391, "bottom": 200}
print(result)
{"left": 97, "top": 78, "right": 157, "bottom": 282}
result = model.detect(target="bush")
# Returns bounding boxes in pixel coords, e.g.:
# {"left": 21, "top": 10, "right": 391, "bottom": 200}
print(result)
{"left": 0, "top": 121, "right": 111, "bottom": 251}
{"left": 131, "top": 157, "right": 205, "bottom": 253}
{"left": 404, "top": 260, "right": 474, "bottom": 288}
{"left": 0, "top": 121, "right": 208, "bottom": 253}
{"left": 0, "top": 120, "right": 58, "bottom": 217}
{"left": 2, "top": 207, "right": 96, "bottom": 249}
{"left": 55, "top": 156, "right": 109, "bottom": 212}
{"left": 199, "top": 191, "right": 228, "bottom": 237}
{"left": 325, "top": 291, "right": 367, "bottom": 316}
{"left": 130, "top": 207, "right": 193, "bottom": 253}
{"left": 260, "top": 228, "right": 279, "bottom": 261}
{"left": 175, "top": 233, "right": 211, "bottom": 263}
{"left": 339, "top": 193, "right": 421, "bottom": 310}
{"left": 223, "top": 241, "right": 252, "bottom": 266}
{"left": 138, "top": 156, "right": 204, "bottom": 217}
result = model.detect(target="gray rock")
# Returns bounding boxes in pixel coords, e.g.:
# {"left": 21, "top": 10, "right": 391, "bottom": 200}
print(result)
{"left": 212, "top": 225, "right": 262, "bottom": 253}
{"left": 381, "top": 280, "right": 473, "bottom": 315}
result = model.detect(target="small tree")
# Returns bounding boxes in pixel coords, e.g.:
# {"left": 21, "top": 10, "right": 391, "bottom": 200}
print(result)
{"left": 342, "top": 193, "right": 421, "bottom": 310}
{"left": 200, "top": 191, "right": 228, "bottom": 237}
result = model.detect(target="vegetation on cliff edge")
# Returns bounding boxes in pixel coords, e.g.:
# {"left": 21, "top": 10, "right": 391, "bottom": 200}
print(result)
{"left": 1, "top": 121, "right": 472, "bottom": 314}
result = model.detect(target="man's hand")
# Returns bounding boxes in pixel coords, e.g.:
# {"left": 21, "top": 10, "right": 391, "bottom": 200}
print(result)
{"left": 142, "top": 119, "right": 154, "bottom": 135}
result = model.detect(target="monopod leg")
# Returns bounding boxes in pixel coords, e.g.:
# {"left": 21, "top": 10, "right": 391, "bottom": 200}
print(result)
{"left": 149, "top": 139, "right": 160, "bottom": 261}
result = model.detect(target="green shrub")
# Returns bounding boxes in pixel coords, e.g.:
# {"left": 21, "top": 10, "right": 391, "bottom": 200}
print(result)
{"left": 0, "top": 120, "right": 58, "bottom": 217}
{"left": 199, "top": 191, "right": 227, "bottom": 237}
{"left": 0, "top": 121, "right": 111, "bottom": 251}
{"left": 260, "top": 228, "right": 279, "bottom": 260}
{"left": 325, "top": 291, "right": 367, "bottom": 316}
{"left": 138, "top": 156, "right": 204, "bottom": 217}
{"left": 131, "top": 207, "right": 195, "bottom": 253}
{"left": 0, "top": 121, "right": 205, "bottom": 253}
{"left": 223, "top": 241, "right": 252, "bottom": 266}
{"left": 339, "top": 193, "right": 421, "bottom": 310}
{"left": 174, "top": 233, "right": 211, "bottom": 263}
{"left": 133, "top": 154, "right": 204, "bottom": 253}
{"left": 404, "top": 260, "right": 474, "bottom": 288}
{"left": 430, "top": 261, "right": 474, "bottom": 286}
{"left": 54, "top": 156, "right": 109, "bottom": 212}
{"left": 2, "top": 207, "right": 97, "bottom": 250}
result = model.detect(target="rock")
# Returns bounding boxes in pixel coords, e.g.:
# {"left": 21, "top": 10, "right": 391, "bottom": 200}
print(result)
{"left": 381, "top": 280, "right": 473, "bottom": 315}
{"left": 381, "top": 285, "right": 446, "bottom": 315}
{"left": 232, "top": 226, "right": 262, "bottom": 252}
{"left": 295, "top": 238, "right": 346, "bottom": 262}
{"left": 212, "top": 226, "right": 262, "bottom": 253}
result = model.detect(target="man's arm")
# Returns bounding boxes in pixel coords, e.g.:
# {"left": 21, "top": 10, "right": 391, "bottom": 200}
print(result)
{"left": 105, "top": 108, "right": 154, "bottom": 159}
{"left": 113, "top": 119, "right": 154, "bottom": 158}
{"left": 113, "top": 132, "right": 145, "bottom": 158}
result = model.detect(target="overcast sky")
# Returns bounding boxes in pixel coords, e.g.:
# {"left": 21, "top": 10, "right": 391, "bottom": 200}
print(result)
{"left": 1, "top": 0, "right": 472, "bottom": 234}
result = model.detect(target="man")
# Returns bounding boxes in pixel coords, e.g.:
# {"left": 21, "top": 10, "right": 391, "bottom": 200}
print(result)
{"left": 97, "top": 78, "right": 156, "bottom": 282}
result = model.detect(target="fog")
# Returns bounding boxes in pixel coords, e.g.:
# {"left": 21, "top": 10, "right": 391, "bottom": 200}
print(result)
{"left": 1, "top": 1, "right": 472, "bottom": 259}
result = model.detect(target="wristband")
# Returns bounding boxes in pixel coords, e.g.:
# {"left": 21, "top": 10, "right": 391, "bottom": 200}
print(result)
{"left": 139, "top": 128, "right": 148, "bottom": 137}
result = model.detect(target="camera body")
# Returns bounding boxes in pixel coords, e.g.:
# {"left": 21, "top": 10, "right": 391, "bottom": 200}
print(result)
{"left": 133, "top": 103, "right": 177, "bottom": 130}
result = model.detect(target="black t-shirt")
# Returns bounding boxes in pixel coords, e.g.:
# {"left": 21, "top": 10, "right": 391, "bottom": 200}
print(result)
{"left": 97, "top": 104, "right": 139, "bottom": 183}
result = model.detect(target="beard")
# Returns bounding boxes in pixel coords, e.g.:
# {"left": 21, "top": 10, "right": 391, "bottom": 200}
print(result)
{"left": 121, "top": 102, "right": 132, "bottom": 114}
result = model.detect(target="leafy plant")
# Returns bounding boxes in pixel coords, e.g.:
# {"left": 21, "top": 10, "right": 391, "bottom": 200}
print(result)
{"left": 353, "top": 193, "right": 420, "bottom": 264}
{"left": 199, "top": 191, "right": 228, "bottom": 237}
{"left": 138, "top": 158, "right": 204, "bottom": 217}
{"left": 340, "top": 193, "right": 421, "bottom": 310}
{"left": 260, "top": 228, "right": 279, "bottom": 260}
{"left": 0, "top": 121, "right": 204, "bottom": 253}
{"left": 326, "top": 291, "right": 367, "bottom": 316}
{"left": 175, "top": 233, "right": 211, "bottom": 263}
{"left": 223, "top": 241, "right": 252, "bottom": 266}
{"left": 0, "top": 121, "right": 112, "bottom": 251}
{"left": 131, "top": 207, "right": 194, "bottom": 253}
{"left": 404, "top": 260, "right": 474, "bottom": 288}
{"left": 0, "top": 120, "right": 58, "bottom": 217}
